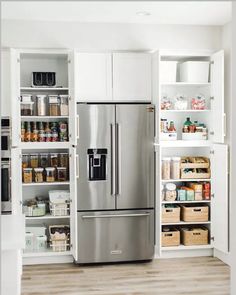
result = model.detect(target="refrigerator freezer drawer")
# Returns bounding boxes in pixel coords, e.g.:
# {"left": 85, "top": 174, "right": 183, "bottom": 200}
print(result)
{"left": 76, "top": 210, "right": 154, "bottom": 264}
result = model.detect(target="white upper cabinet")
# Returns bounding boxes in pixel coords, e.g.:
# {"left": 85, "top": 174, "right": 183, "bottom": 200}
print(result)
{"left": 76, "top": 53, "right": 112, "bottom": 102}
{"left": 211, "top": 50, "right": 225, "bottom": 143}
{"left": 113, "top": 53, "right": 152, "bottom": 101}
{"left": 1, "top": 49, "right": 11, "bottom": 117}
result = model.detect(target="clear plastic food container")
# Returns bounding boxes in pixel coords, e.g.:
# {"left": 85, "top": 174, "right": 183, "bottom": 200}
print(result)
{"left": 50, "top": 153, "right": 59, "bottom": 167}
{"left": 45, "top": 167, "right": 56, "bottom": 182}
{"left": 21, "top": 100, "right": 34, "bottom": 116}
{"left": 57, "top": 167, "right": 67, "bottom": 181}
{"left": 37, "top": 95, "right": 47, "bottom": 116}
{"left": 171, "top": 157, "right": 181, "bottom": 179}
{"left": 23, "top": 168, "right": 33, "bottom": 183}
{"left": 162, "top": 157, "right": 171, "bottom": 180}
{"left": 60, "top": 95, "right": 69, "bottom": 116}
{"left": 30, "top": 154, "right": 39, "bottom": 168}
{"left": 34, "top": 168, "right": 44, "bottom": 183}
{"left": 49, "top": 95, "right": 60, "bottom": 116}
{"left": 39, "top": 153, "right": 49, "bottom": 168}
{"left": 22, "top": 154, "right": 30, "bottom": 168}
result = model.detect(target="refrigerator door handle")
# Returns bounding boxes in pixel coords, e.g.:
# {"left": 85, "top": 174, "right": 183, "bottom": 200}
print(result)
{"left": 111, "top": 124, "right": 116, "bottom": 196}
{"left": 116, "top": 123, "right": 121, "bottom": 196}
{"left": 82, "top": 213, "right": 151, "bottom": 219}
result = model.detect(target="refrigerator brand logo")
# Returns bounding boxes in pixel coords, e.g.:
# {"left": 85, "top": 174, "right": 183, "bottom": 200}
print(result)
{"left": 110, "top": 250, "right": 122, "bottom": 255}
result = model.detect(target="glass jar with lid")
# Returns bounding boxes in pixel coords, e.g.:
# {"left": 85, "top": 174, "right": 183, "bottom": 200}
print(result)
{"left": 162, "top": 157, "right": 171, "bottom": 180}
{"left": 60, "top": 95, "right": 69, "bottom": 116}
{"left": 37, "top": 95, "right": 47, "bottom": 116}
{"left": 49, "top": 95, "right": 60, "bottom": 116}
{"left": 171, "top": 157, "right": 181, "bottom": 179}
{"left": 21, "top": 95, "right": 34, "bottom": 116}
{"left": 165, "top": 183, "right": 177, "bottom": 201}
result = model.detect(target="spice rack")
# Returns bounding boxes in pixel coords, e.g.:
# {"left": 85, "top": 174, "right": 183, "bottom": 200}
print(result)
{"left": 11, "top": 49, "right": 77, "bottom": 264}
{"left": 154, "top": 50, "right": 228, "bottom": 257}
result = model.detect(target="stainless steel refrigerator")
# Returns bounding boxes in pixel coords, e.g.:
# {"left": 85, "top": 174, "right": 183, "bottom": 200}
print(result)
{"left": 76, "top": 103, "right": 155, "bottom": 264}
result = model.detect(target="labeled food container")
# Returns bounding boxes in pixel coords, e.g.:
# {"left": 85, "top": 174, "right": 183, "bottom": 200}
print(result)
{"left": 36, "top": 95, "right": 47, "bottom": 116}
{"left": 60, "top": 95, "right": 69, "bottom": 116}
{"left": 21, "top": 95, "right": 34, "bottom": 116}
{"left": 34, "top": 168, "right": 44, "bottom": 183}
{"left": 171, "top": 157, "right": 180, "bottom": 179}
{"left": 45, "top": 167, "right": 56, "bottom": 182}
{"left": 57, "top": 167, "right": 67, "bottom": 181}
{"left": 181, "top": 187, "right": 195, "bottom": 201}
{"left": 165, "top": 183, "right": 177, "bottom": 201}
{"left": 30, "top": 154, "right": 39, "bottom": 168}
{"left": 59, "top": 122, "right": 68, "bottom": 142}
{"left": 23, "top": 168, "right": 33, "bottom": 183}
{"left": 177, "top": 189, "right": 186, "bottom": 201}
{"left": 59, "top": 153, "right": 69, "bottom": 169}
{"left": 49, "top": 95, "right": 60, "bottom": 116}
{"left": 162, "top": 157, "right": 171, "bottom": 180}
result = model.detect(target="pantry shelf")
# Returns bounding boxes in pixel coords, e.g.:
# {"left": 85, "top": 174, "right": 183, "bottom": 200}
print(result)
{"left": 160, "top": 110, "right": 211, "bottom": 113}
{"left": 25, "top": 214, "right": 70, "bottom": 220}
{"left": 20, "top": 142, "right": 71, "bottom": 149}
{"left": 162, "top": 200, "right": 211, "bottom": 204}
{"left": 20, "top": 87, "right": 69, "bottom": 91}
{"left": 23, "top": 250, "right": 72, "bottom": 258}
{"left": 159, "top": 140, "right": 211, "bottom": 147}
{"left": 161, "top": 244, "right": 213, "bottom": 251}
{"left": 22, "top": 182, "right": 70, "bottom": 186}
{"left": 21, "top": 116, "right": 69, "bottom": 120}
{"left": 160, "top": 82, "right": 211, "bottom": 86}
{"left": 162, "top": 179, "right": 211, "bottom": 183}
{"left": 162, "top": 221, "right": 211, "bottom": 225}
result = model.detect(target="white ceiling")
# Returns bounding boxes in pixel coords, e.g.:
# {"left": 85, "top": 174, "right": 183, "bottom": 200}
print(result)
{"left": 1, "top": 1, "right": 232, "bottom": 26}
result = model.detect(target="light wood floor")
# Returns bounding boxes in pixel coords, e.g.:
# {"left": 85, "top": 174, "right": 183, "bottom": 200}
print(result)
{"left": 22, "top": 257, "right": 230, "bottom": 295}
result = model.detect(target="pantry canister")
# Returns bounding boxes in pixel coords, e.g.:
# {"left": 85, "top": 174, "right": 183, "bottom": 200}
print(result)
{"left": 60, "top": 95, "right": 69, "bottom": 116}
{"left": 36, "top": 95, "right": 47, "bottom": 116}
{"left": 165, "top": 183, "right": 177, "bottom": 201}
{"left": 171, "top": 157, "right": 181, "bottom": 179}
{"left": 21, "top": 95, "right": 34, "bottom": 116}
{"left": 49, "top": 95, "right": 60, "bottom": 116}
{"left": 162, "top": 157, "right": 171, "bottom": 180}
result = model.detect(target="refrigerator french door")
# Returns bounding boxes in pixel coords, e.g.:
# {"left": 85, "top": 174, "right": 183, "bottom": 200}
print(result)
{"left": 76, "top": 104, "right": 155, "bottom": 263}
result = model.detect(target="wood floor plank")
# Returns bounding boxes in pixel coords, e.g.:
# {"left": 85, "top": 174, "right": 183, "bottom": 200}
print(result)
{"left": 22, "top": 257, "right": 230, "bottom": 295}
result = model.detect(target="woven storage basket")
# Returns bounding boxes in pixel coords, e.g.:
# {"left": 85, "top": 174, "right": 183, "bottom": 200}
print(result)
{"left": 181, "top": 204, "right": 209, "bottom": 222}
{"left": 162, "top": 228, "right": 180, "bottom": 247}
{"left": 162, "top": 206, "right": 180, "bottom": 223}
{"left": 181, "top": 227, "right": 209, "bottom": 246}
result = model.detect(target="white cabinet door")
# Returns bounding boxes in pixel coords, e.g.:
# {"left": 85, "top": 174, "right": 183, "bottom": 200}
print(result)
{"left": 76, "top": 53, "right": 112, "bottom": 102}
{"left": 113, "top": 53, "right": 152, "bottom": 101}
{"left": 211, "top": 144, "right": 228, "bottom": 253}
{"left": 10, "top": 49, "right": 21, "bottom": 147}
{"left": 11, "top": 148, "right": 22, "bottom": 215}
{"left": 155, "top": 144, "right": 161, "bottom": 257}
{"left": 211, "top": 50, "right": 225, "bottom": 143}
{"left": 70, "top": 147, "right": 78, "bottom": 261}
{"left": 1, "top": 50, "right": 11, "bottom": 117}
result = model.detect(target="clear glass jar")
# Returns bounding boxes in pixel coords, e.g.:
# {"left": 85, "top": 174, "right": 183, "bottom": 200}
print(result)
{"left": 57, "top": 167, "right": 67, "bottom": 181}
{"left": 60, "top": 95, "right": 69, "bottom": 116}
{"left": 34, "top": 168, "right": 44, "bottom": 183}
{"left": 21, "top": 95, "right": 34, "bottom": 116}
{"left": 171, "top": 157, "right": 181, "bottom": 179}
{"left": 49, "top": 95, "right": 60, "bottom": 116}
{"left": 162, "top": 157, "right": 171, "bottom": 180}
{"left": 23, "top": 168, "right": 33, "bottom": 183}
{"left": 37, "top": 95, "right": 47, "bottom": 116}
{"left": 30, "top": 154, "right": 39, "bottom": 168}
{"left": 45, "top": 167, "right": 56, "bottom": 182}
{"left": 50, "top": 153, "right": 59, "bottom": 167}
{"left": 165, "top": 183, "right": 177, "bottom": 201}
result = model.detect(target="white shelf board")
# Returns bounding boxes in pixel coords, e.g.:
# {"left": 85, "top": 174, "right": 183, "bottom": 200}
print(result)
{"left": 162, "top": 221, "right": 211, "bottom": 225}
{"left": 22, "top": 182, "right": 70, "bottom": 186}
{"left": 162, "top": 200, "right": 211, "bottom": 204}
{"left": 160, "top": 82, "right": 211, "bottom": 86}
{"left": 160, "top": 110, "right": 211, "bottom": 113}
{"left": 21, "top": 87, "right": 69, "bottom": 91}
{"left": 25, "top": 214, "right": 70, "bottom": 220}
{"left": 21, "top": 116, "right": 69, "bottom": 119}
{"left": 162, "top": 179, "right": 211, "bottom": 183}
{"left": 23, "top": 250, "right": 72, "bottom": 258}
{"left": 160, "top": 140, "right": 211, "bottom": 147}
{"left": 162, "top": 244, "right": 213, "bottom": 251}
{"left": 20, "top": 142, "right": 71, "bottom": 149}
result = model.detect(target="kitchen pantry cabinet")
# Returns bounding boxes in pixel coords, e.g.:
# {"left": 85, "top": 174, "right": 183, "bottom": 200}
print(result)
{"left": 153, "top": 50, "right": 228, "bottom": 258}
{"left": 76, "top": 52, "right": 151, "bottom": 102}
{"left": 1, "top": 49, "right": 11, "bottom": 117}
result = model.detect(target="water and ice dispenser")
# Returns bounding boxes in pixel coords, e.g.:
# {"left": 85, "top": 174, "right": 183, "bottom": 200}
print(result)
{"left": 87, "top": 149, "right": 107, "bottom": 181}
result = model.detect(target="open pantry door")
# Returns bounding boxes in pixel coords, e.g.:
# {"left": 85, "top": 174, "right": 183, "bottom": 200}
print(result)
{"left": 11, "top": 148, "right": 22, "bottom": 215}
{"left": 10, "top": 49, "right": 21, "bottom": 147}
{"left": 211, "top": 144, "right": 228, "bottom": 253}
{"left": 210, "top": 50, "right": 225, "bottom": 143}
{"left": 70, "top": 147, "right": 78, "bottom": 261}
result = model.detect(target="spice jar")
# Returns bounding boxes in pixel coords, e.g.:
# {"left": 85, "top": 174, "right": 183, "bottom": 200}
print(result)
{"left": 21, "top": 95, "right": 34, "bottom": 116}
{"left": 50, "top": 153, "right": 58, "bottom": 167}
{"left": 162, "top": 157, "right": 171, "bottom": 180}
{"left": 165, "top": 183, "right": 177, "bottom": 201}
{"left": 34, "top": 168, "right": 44, "bottom": 183}
{"left": 39, "top": 153, "right": 49, "bottom": 168}
{"left": 49, "top": 95, "right": 60, "bottom": 116}
{"left": 37, "top": 95, "right": 47, "bottom": 116}
{"left": 57, "top": 167, "right": 67, "bottom": 181}
{"left": 30, "top": 154, "right": 39, "bottom": 168}
{"left": 45, "top": 167, "right": 56, "bottom": 182}
{"left": 22, "top": 154, "right": 29, "bottom": 168}
{"left": 23, "top": 168, "right": 33, "bottom": 183}
{"left": 60, "top": 95, "right": 69, "bottom": 116}
{"left": 171, "top": 157, "right": 181, "bottom": 179}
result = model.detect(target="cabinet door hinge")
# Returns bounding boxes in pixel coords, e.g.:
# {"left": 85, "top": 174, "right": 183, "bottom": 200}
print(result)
{"left": 210, "top": 96, "right": 214, "bottom": 100}
{"left": 211, "top": 237, "right": 215, "bottom": 242}
{"left": 68, "top": 59, "right": 71, "bottom": 64}
{"left": 210, "top": 131, "right": 214, "bottom": 136}
{"left": 210, "top": 61, "right": 214, "bottom": 65}
{"left": 211, "top": 193, "right": 215, "bottom": 199}
{"left": 210, "top": 150, "right": 214, "bottom": 155}
{"left": 70, "top": 244, "right": 73, "bottom": 248}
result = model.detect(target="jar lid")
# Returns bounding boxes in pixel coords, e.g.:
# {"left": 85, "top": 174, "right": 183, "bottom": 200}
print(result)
{"left": 163, "top": 227, "right": 170, "bottom": 232}
{"left": 50, "top": 153, "right": 58, "bottom": 157}
{"left": 49, "top": 97, "right": 59, "bottom": 104}
{"left": 172, "top": 157, "right": 181, "bottom": 161}
{"left": 23, "top": 168, "right": 33, "bottom": 171}
{"left": 166, "top": 183, "right": 176, "bottom": 191}
{"left": 162, "top": 157, "right": 171, "bottom": 161}
{"left": 57, "top": 167, "right": 67, "bottom": 170}
{"left": 46, "top": 167, "right": 56, "bottom": 171}
{"left": 36, "top": 95, "right": 47, "bottom": 99}
{"left": 21, "top": 95, "right": 32, "bottom": 103}
{"left": 34, "top": 168, "right": 44, "bottom": 172}
{"left": 20, "top": 101, "right": 34, "bottom": 105}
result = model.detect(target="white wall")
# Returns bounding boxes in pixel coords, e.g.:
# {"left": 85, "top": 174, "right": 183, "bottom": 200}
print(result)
{"left": 2, "top": 20, "right": 222, "bottom": 50}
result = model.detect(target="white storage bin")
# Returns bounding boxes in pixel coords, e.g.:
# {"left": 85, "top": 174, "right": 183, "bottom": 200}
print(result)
{"left": 50, "top": 240, "right": 68, "bottom": 252}
{"left": 26, "top": 225, "right": 46, "bottom": 236}
{"left": 50, "top": 202, "right": 69, "bottom": 216}
{"left": 35, "top": 235, "right": 47, "bottom": 251}
{"left": 25, "top": 232, "right": 34, "bottom": 251}
{"left": 182, "top": 133, "right": 207, "bottom": 141}
{"left": 160, "top": 132, "right": 177, "bottom": 141}
{"left": 160, "top": 61, "right": 177, "bottom": 83}
{"left": 180, "top": 61, "right": 210, "bottom": 83}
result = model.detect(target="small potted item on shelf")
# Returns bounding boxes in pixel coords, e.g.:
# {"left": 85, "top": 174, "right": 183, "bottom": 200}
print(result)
{"left": 191, "top": 94, "right": 206, "bottom": 110}
{"left": 49, "top": 225, "right": 70, "bottom": 252}
{"left": 174, "top": 94, "right": 188, "bottom": 110}
{"left": 160, "top": 119, "right": 177, "bottom": 141}
{"left": 161, "top": 95, "right": 172, "bottom": 110}
{"left": 21, "top": 95, "right": 34, "bottom": 116}
{"left": 182, "top": 117, "right": 208, "bottom": 140}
